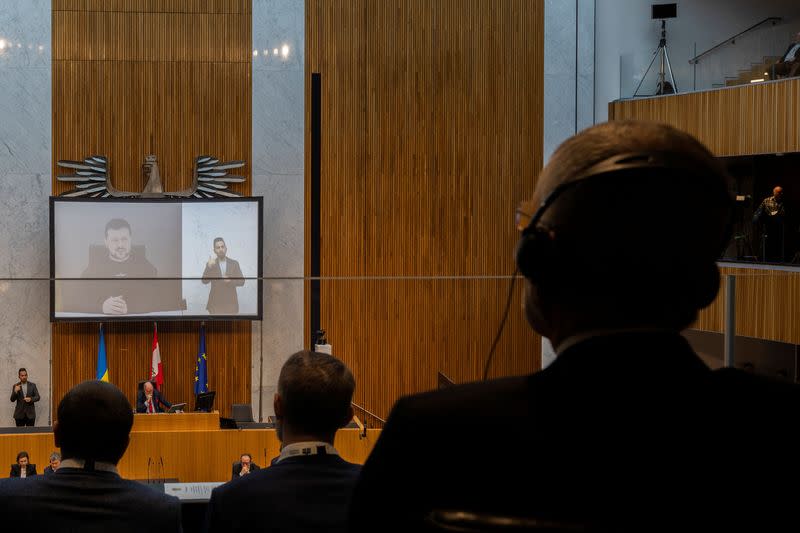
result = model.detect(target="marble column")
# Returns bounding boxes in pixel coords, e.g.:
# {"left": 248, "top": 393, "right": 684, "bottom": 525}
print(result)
{"left": 0, "top": 0, "right": 52, "bottom": 426}
{"left": 251, "top": 0, "right": 305, "bottom": 420}
{"left": 542, "top": 0, "right": 595, "bottom": 369}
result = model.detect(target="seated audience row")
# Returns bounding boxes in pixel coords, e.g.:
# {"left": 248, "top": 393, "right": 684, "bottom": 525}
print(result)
{"left": 9, "top": 451, "right": 61, "bottom": 478}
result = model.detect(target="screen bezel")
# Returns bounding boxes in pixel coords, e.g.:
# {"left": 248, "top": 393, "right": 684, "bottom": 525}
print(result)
{"left": 49, "top": 196, "right": 264, "bottom": 322}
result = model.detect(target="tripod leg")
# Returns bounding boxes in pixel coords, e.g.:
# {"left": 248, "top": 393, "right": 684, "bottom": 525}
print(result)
{"left": 663, "top": 46, "right": 678, "bottom": 93}
{"left": 633, "top": 49, "right": 660, "bottom": 97}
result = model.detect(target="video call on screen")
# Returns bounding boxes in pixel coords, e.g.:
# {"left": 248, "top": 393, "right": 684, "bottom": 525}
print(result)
{"left": 51, "top": 198, "right": 263, "bottom": 321}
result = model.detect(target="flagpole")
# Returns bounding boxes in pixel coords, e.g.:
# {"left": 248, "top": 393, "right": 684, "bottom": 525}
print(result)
{"left": 258, "top": 319, "right": 264, "bottom": 422}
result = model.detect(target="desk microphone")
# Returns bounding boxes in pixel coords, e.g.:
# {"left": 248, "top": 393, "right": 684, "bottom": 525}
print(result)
{"left": 159, "top": 457, "right": 164, "bottom": 483}
{"left": 147, "top": 457, "right": 152, "bottom": 484}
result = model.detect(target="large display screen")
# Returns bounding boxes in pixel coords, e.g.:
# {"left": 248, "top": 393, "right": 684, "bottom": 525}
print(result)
{"left": 50, "top": 197, "right": 263, "bottom": 321}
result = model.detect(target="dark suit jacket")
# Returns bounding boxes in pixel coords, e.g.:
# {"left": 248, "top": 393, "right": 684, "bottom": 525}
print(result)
{"left": 9, "top": 464, "right": 36, "bottom": 477}
{"left": 136, "top": 389, "right": 172, "bottom": 413}
{"left": 43, "top": 466, "right": 56, "bottom": 475}
{"left": 10, "top": 381, "right": 39, "bottom": 420}
{"left": 230, "top": 461, "right": 260, "bottom": 480}
{"left": 207, "top": 454, "right": 361, "bottom": 533}
{"left": 202, "top": 257, "right": 245, "bottom": 314}
{"left": 348, "top": 332, "right": 800, "bottom": 532}
{"left": 0, "top": 467, "right": 181, "bottom": 532}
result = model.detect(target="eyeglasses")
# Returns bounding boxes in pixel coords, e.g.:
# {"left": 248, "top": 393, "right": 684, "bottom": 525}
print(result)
{"left": 515, "top": 198, "right": 538, "bottom": 232}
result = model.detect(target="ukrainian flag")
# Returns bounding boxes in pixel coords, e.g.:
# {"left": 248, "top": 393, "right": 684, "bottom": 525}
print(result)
{"left": 96, "top": 324, "right": 109, "bottom": 382}
{"left": 194, "top": 325, "right": 208, "bottom": 394}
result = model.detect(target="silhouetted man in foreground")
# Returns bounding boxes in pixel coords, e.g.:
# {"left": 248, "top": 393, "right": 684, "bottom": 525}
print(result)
{"left": 348, "top": 121, "right": 800, "bottom": 532}
{"left": 0, "top": 380, "right": 181, "bottom": 532}
{"left": 207, "top": 350, "right": 361, "bottom": 533}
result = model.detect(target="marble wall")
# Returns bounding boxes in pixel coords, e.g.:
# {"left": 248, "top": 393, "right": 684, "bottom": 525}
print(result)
{"left": 0, "top": 0, "right": 52, "bottom": 425}
{"left": 251, "top": 0, "right": 305, "bottom": 420}
{"left": 542, "top": 0, "right": 595, "bottom": 369}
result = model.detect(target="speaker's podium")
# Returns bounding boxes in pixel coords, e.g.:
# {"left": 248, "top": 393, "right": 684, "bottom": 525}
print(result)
{"left": 132, "top": 411, "right": 220, "bottom": 432}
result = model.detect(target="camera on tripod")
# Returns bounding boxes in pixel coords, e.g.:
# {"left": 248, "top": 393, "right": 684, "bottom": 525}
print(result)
{"left": 633, "top": 3, "right": 678, "bottom": 98}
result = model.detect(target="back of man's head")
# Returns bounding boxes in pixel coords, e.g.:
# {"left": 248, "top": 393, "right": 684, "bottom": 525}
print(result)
{"left": 522, "top": 120, "right": 732, "bottom": 330}
{"left": 277, "top": 350, "right": 355, "bottom": 438}
{"left": 55, "top": 380, "right": 134, "bottom": 464}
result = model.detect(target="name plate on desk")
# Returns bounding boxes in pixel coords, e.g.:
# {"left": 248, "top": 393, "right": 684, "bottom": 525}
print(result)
{"left": 164, "top": 482, "right": 224, "bottom": 501}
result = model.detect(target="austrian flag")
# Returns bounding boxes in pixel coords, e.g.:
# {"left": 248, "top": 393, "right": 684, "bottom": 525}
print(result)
{"left": 151, "top": 323, "right": 163, "bottom": 389}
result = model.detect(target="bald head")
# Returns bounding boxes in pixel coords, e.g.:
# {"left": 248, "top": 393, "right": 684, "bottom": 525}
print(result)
{"left": 55, "top": 380, "right": 133, "bottom": 464}
{"left": 521, "top": 121, "right": 732, "bottom": 335}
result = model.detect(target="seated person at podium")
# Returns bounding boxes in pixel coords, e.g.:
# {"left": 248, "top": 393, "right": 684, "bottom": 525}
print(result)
{"left": 206, "top": 350, "right": 361, "bottom": 533}
{"left": 231, "top": 453, "right": 260, "bottom": 480}
{"left": 44, "top": 452, "right": 61, "bottom": 474}
{"left": 136, "top": 381, "right": 172, "bottom": 414}
{"left": 0, "top": 380, "right": 181, "bottom": 531}
{"left": 773, "top": 32, "right": 800, "bottom": 79}
{"left": 9, "top": 451, "right": 36, "bottom": 478}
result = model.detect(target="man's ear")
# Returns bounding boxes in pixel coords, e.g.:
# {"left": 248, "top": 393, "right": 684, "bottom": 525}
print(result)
{"left": 341, "top": 404, "right": 354, "bottom": 428}
{"left": 53, "top": 421, "right": 62, "bottom": 448}
{"left": 273, "top": 393, "right": 282, "bottom": 418}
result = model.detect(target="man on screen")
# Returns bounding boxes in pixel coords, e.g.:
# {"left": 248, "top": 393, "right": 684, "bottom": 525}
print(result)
{"left": 202, "top": 237, "right": 245, "bottom": 315}
{"left": 80, "top": 218, "right": 158, "bottom": 315}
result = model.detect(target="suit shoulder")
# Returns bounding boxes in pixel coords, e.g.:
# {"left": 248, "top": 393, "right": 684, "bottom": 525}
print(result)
{"left": 714, "top": 368, "right": 800, "bottom": 395}
{"left": 390, "top": 375, "right": 530, "bottom": 424}
{"left": 118, "top": 478, "right": 181, "bottom": 507}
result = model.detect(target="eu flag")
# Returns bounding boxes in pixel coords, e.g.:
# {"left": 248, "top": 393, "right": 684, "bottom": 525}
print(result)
{"left": 96, "top": 324, "right": 109, "bottom": 382}
{"left": 194, "top": 325, "right": 208, "bottom": 394}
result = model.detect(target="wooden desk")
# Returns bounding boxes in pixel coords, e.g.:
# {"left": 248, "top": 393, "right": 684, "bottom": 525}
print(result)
{"left": 0, "top": 428, "right": 381, "bottom": 482}
{"left": 132, "top": 412, "right": 220, "bottom": 432}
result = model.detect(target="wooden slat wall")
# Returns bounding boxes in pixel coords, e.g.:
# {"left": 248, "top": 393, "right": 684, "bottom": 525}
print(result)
{"left": 52, "top": 0, "right": 249, "bottom": 13}
{"left": 609, "top": 80, "right": 800, "bottom": 345}
{"left": 695, "top": 267, "right": 800, "bottom": 345}
{"left": 51, "top": 0, "right": 252, "bottom": 417}
{"left": 608, "top": 79, "right": 800, "bottom": 156}
{"left": 306, "top": 0, "right": 543, "bottom": 422}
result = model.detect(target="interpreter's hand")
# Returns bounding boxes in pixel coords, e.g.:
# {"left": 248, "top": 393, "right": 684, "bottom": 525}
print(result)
{"left": 146, "top": 394, "right": 153, "bottom": 401}
{"left": 241, "top": 463, "right": 250, "bottom": 474}
{"left": 24, "top": 397, "right": 31, "bottom": 403}
{"left": 102, "top": 296, "right": 128, "bottom": 314}
{"left": 13, "top": 384, "right": 20, "bottom": 393}
{"left": 207, "top": 257, "right": 217, "bottom": 268}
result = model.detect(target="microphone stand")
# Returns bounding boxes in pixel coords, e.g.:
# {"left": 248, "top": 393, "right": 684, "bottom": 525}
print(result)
{"left": 159, "top": 457, "right": 164, "bottom": 483}
{"left": 146, "top": 457, "right": 152, "bottom": 484}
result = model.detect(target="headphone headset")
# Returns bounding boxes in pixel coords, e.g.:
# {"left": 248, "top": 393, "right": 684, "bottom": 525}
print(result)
{"left": 514, "top": 151, "right": 733, "bottom": 283}
{"left": 483, "top": 151, "right": 733, "bottom": 380}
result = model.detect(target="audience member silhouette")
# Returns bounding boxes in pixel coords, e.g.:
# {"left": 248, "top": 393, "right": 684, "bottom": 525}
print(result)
{"left": 0, "top": 380, "right": 181, "bottom": 532}
{"left": 206, "top": 350, "right": 361, "bottom": 533}
{"left": 347, "top": 121, "right": 800, "bottom": 532}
